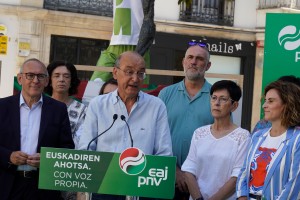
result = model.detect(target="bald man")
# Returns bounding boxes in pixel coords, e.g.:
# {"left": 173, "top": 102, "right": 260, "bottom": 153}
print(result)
{"left": 79, "top": 51, "right": 172, "bottom": 200}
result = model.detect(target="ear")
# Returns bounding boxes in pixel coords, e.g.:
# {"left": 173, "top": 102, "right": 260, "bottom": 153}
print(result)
{"left": 112, "top": 67, "right": 118, "bottom": 79}
{"left": 44, "top": 77, "right": 49, "bottom": 87}
{"left": 17, "top": 73, "right": 23, "bottom": 85}
{"left": 231, "top": 101, "right": 239, "bottom": 112}
{"left": 205, "top": 61, "right": 211, "bottom": 71}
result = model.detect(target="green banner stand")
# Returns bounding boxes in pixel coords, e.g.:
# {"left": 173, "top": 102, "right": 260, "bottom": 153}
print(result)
{"left": 263, "top": 13, "right": 300, "bottom": 89}
{"left": 39, "top": 147, "right": 176, "bottom": 199}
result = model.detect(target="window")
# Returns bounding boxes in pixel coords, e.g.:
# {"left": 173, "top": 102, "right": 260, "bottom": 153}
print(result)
{"left": 179, "top": 0, "right": 235, "bottom": 26}
{"left": 50, "top": 35, "right": 109, "bottom": 80}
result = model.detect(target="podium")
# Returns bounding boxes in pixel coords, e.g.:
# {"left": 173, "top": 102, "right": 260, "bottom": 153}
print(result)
{"left": 39, "top": 147, "right": 176, "bottom": 199}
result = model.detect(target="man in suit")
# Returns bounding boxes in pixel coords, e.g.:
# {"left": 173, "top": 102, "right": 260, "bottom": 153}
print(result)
{"left": 0, "top": 58, "right": 74, "bottom": 200}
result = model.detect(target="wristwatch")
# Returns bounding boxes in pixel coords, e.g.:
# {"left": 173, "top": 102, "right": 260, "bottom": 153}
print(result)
{"left": 196, "top": 197, "right": 204, "bottom": 200}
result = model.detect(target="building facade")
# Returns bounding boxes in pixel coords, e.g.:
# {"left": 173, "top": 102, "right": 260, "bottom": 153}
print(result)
{"left": 0, "top": 0, "right": 299, "bottom": 130}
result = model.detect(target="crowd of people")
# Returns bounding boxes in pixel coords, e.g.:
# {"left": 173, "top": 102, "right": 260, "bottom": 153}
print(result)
{"left": 0, "top": 42, "right": 299, "bottom": 200}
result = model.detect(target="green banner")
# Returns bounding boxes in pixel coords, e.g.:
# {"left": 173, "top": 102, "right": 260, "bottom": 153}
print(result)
{"left": 263, "top": 13, "right": 300, "bottom": 89}
{"left": 39, "top": 147, "right": 176, "bottom": 199}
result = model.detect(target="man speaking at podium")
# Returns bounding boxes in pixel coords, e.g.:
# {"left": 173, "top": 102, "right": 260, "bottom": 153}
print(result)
{"left": 78, "top": 51, "right": 172, "bottom": 200}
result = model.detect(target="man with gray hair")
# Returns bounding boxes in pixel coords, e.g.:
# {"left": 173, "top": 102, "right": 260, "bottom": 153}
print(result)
{"left": 0, "top": 58, "right": 74, "bottom": 200}
{"left": 159, "top": 41, "right": 214, "bottom": 200}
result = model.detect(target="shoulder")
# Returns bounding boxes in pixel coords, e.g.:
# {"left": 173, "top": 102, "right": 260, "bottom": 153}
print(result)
{"left": 70, "top": 99, "right": 87, "bottom": 110}
{"left": 140, "top": 92, "right": 166, "bottom": 107}
{"left": 203, "top": 79, "right": 212, "bottom": 89}
{"left": 252, "top": 120, "right": 271, "bottom": 133}
{"left": 159, "top": 82, "right": 181, "bottom": 96}
{"left": 69, "top": 100, "right": 87, "bottom": 115}
{"left": 87, "top": 94, "right": 113, "bottom": 111}
{"left": 44, "top": 95, "right": 63, "bottom": 105}
{"left": 0, "top": 94, "right": 17, "bottom": 104}
{"left": 0, "top": 94, "right": 19, "bottom": 110}
{"left": 193, "top": 125, "right": 211, "bottom": 140}
{"left": 229, "top": 127, "right": 250, "bottom": 143}
{"left": 289, "top": 127, "right": 300, "bottom": 144}
{"left": 43, "top": 95, "right": 67, "bottom": 110}
{"left": 250, "top": 128, "right": 269, "bottom": 144}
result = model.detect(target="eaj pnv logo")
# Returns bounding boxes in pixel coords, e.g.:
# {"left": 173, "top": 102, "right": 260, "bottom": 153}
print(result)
{"left": 119, "top": 147, "right": 146, "bottom": 175}
{"left": 278, "top": 25, "right": 300, "bottom": 51}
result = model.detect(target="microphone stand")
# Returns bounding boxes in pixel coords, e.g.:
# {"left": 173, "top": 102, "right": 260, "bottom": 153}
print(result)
{"left": 121, "top": 115, "right": 138, "bottom": 200}
{"left": 87, "top": 114, "right": 118, "bottom": 150}
{"left": 120, "top": 115, "right": 133, "bottom": 147}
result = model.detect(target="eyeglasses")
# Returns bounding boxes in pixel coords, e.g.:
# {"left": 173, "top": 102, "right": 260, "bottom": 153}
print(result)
{"left": 21, "top": 73, "right": 48, "bottom": 81}
{"left": 116, "top": 67, "right": 146, "bottom": 80}
{"left": 188, "top": 40, "right": 207, "bottom": 48}
{"left": 210, "top": 95, "right": 234, "bottom": 104}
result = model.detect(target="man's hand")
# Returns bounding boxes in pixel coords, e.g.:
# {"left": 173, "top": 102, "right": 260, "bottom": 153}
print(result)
{"left": 237, "top": 197, "right": 247, "bottom": 200}
{"left": 10, "top": 151, "right": 28, "bottom": 165}
{"left": 175, "top": 167, "right": 189, "bottom": 192}
{"left": 27, "top": 153, "right": 40, "bottom": 168}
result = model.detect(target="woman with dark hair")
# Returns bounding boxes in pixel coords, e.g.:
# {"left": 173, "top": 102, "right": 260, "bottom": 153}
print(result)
{"left": 45, "top": 60, "right": 87, "bottom": 148}
{"left": 182, "top": 80, "right": 250, "bottom": 200}
{"left": 99, "top": 78, "right": 118, "bottom": 95}
{"left": 237, "top": 80, "right": 300, "bottom": 200}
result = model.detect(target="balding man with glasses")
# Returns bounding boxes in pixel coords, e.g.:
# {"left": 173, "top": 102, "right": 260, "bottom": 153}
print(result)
{"left": 0, "top": 58, "right": 74, "bottom": 200}
{"left": 159, "top": 40, "right": 214, "bottom": 200}
{"left": 78, "top": 51, "right": 172, "bottom": 200}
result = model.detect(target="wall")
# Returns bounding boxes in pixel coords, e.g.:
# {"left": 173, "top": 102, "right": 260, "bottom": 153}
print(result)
{"left": 0, "top": 0, "right": 21, "bottom": 5}
{"left": 0, "top": 13, "right": 19, "bottom": 98}
{"left": 234, "top": 0, "right": 256, "bottom": 28}
{"left": 0, "top": 3, "right": 113, "bottom": 97}
{"left": 154, "top": 0, "right": 180, "bottom": 21}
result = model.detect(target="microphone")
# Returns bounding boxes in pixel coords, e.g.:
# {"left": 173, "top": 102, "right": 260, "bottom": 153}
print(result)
{"left": 120, "top": 115, "right": 133, "bottom": 147}
{"left": 87, "top": 114, "right": 118, "bottom": 150}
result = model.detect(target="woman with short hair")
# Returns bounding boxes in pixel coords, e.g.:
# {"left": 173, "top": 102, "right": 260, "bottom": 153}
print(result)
{"left": 182, "top": 80, "right": 251, "bottom": 200}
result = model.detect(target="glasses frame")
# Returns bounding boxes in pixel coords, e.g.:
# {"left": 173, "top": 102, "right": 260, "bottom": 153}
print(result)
{"left": 210, "top": 95, "right": 234, "bottom": 104}
{"left": 21, "top": 73, "right": 48, "bottom": 81}
{"left": 116, "top": 67, "right": 146, "bottom": 80}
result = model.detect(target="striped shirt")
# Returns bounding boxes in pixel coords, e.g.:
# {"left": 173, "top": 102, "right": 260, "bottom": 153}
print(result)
{"left": 236, "top": 127, "right": 300, "bottom": 200}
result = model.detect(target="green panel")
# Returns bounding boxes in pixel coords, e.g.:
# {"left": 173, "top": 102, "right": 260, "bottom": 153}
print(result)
{"left": 39, "top": 147, "right": 176, "bottom": 199}
{"left": 261, "top": 13, "right": 300, "bottom": 117}
{"left": 263, "top": 13, "right": 300, "bottom": 90}
{"left": 39, "top": 148, "right": 113, "bottom": 192}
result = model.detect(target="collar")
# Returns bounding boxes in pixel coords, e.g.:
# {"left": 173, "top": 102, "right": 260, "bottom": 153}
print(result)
{"left": 19, "top": 93, "right": 43, "bottom": 107}
{"left": 111, "top": 89, "right": 142, "bottom": 105}
{"left": 177, "top": 79, "right": 211, "bottom": 99}
{"left": 255, "top": 126, "right": 296, "bottom": 142}
{"left": 178, "top": 79, "right": 211, "bottom": 92}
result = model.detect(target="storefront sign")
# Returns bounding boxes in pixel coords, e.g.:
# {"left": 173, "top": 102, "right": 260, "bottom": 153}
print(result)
{"left": 205, "top": 41, "right": 243, "bottom": 54}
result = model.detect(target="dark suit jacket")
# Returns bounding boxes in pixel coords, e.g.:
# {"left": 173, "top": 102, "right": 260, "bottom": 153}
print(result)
{"left": 0, "top": 93, "right": 74, "bottom": 200}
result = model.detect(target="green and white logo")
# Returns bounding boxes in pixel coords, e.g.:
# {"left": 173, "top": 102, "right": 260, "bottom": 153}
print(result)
{"left": 278, "top": 25, "right": 300, "bottom": 51}
{"left": 119, "top": 147, "right": 146, "bottom": 175}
